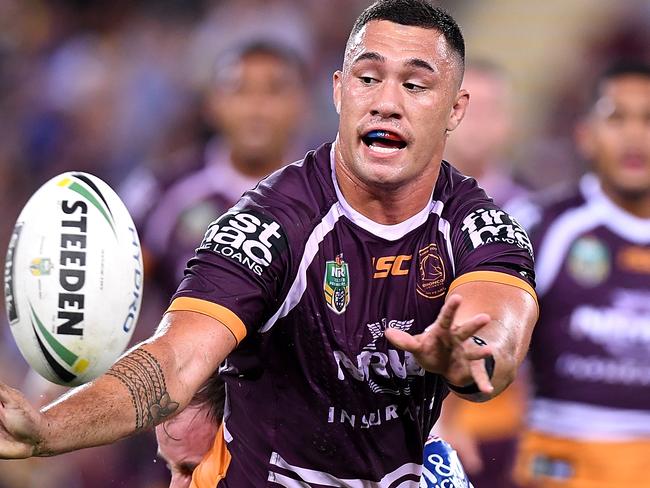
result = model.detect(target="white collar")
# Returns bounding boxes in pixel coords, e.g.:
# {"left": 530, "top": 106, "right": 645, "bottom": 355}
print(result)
{"left": 329, "top": 144, "right": 436, "bottom": 241}
{"left": 580, "top": 173, "right": 650, "bottom": 244}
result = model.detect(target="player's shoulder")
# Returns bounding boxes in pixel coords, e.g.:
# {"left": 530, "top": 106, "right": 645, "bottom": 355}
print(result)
{"left": 506, "top": 179, "right": 586, "bottom": 235}
{"left": 435, "top": 161, "right": 498, "bottom": 219}
{"left": 234, "top": 143, "right": 338, "bottom": 240}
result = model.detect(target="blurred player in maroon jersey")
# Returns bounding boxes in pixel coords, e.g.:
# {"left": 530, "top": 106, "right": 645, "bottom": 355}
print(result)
{"left": 148, "top": 39, "right": 309, "bottom": 487}
{"left": 438, "top": 60, "right": 529, "bottom": 488}
{"left": 142, "top": 39, "right": 309, "bottom": 300}
{"left": 513, "top": 62, "right": 650, "bottom": 487}
{"left": 0, "top": 2, "right": 538, "bottom": 487}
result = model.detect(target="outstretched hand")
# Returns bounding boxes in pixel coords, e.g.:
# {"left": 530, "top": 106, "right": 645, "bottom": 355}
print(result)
{"left": 385, "top": 294, "right": 494, "bottom": 394}
{"left": 0, "top": 381, "right": 45, "bottom": 459}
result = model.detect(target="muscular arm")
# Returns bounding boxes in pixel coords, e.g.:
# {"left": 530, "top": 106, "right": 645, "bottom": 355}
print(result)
{"left": 0, "top": 311, "right": 236, "bottom": 458}
{"left": 445, "top": 280, "right": 537, "bottom": 401}
{"left": 386, "top": 280, "right": 537, "bottom": 403}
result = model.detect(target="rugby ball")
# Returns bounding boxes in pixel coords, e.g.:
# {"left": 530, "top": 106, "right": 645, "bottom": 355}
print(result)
{"left": 4, "top": 172, "right": 143, "bottom": 386}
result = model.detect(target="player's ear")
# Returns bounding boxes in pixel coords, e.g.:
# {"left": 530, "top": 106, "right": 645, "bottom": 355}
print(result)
{"left": 575, "top": 118, "right": 595, "bottom": 160}
{"left": 333, "top": 71, "right": 342, "bottom": 115}
{"left": 446, "top": 88, "right": 469, "bottom": 132}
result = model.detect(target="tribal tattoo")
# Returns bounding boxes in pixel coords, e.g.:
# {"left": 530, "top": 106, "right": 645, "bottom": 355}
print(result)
{"left": 107, "top": 349, "right": 179, "bottom": 430}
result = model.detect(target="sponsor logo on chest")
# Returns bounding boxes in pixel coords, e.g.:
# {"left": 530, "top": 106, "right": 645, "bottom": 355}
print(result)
{"left": 372, "top": 254, "right": 411, "bottom": 279}
{"left": 333, "top": 317, "right": 424, "bottom": 397}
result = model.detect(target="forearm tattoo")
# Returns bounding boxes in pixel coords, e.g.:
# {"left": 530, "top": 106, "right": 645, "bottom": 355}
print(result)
{"left": 107, "top": 349, "right": 179, "bottom": 430}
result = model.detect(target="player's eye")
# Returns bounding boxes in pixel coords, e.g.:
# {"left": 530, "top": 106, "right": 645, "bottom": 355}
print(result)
{"left": 403, "top": 82, "right": 425, "bottom": 92}
{"left": 359, "top": 76, "right": 378, "bottom": 85}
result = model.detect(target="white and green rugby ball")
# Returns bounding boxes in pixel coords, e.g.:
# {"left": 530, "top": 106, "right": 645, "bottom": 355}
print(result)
{"left": 4, "top": 172, "right": 143, "bottom": 386}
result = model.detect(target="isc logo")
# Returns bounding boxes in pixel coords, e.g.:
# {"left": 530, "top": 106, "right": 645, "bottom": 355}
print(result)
{"left": 372, "top": 255, "right": 412, "bottom": 279}
{"left": 200, "top": 211, "right": 286, "bottom": 276}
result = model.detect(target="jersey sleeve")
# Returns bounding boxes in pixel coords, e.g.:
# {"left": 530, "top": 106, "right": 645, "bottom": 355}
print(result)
{"left": 167, "top": 199, "right": 292, "bottom": 345}
{"left": 446, "top": 180, "right": 537, "bottom": 302}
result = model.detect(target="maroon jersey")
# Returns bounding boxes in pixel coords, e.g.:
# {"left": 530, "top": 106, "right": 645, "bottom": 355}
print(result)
{"left": 520, "top": 174, "right": 650, "bottom": 440}
{"left": 169, "top": 143, "right": 536, "bottom": 487}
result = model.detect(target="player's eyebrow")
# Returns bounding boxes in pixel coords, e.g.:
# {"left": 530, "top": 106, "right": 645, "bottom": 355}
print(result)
{"left": 405, "top": 58, "right": 435, "bottom": 73}
{"left": 351, "top": 52, "right": 435, "bottom": 74}
{"left": 352, "top": 51, "right": 386, "bottom": 66}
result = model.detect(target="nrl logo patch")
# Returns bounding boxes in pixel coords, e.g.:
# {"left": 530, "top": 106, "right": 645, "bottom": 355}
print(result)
{"left": 324, "top": 254, "right": 350, "bottom": 314}
{"left": 30, "top": 258, "right": 54, "bottom": 276}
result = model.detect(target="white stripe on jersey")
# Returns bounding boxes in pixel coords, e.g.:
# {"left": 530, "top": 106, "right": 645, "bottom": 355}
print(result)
{"left": 529, "top": 398, "right": 650, "bottom": 440}
{"left": 580, "top": 174, "right": 650, "bottom": 244}
{"left": 268, "top": 472, "right": 311, "bottom": 487}
{"left": 260, "top": 202, "right": 343, "bottom": 332}
{"left": 268, "top": 451, "right": 422, "bottom": 487}
{"left": 534, "top": 204, "right": 602, "bottom": 297}
{"left": 536, "top": 174, "right": 650, "bottom": 297}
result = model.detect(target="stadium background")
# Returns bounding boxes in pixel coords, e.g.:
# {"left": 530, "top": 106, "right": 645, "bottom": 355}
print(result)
{"left": 0, "top": 0, "right": 648, "bottom": 486}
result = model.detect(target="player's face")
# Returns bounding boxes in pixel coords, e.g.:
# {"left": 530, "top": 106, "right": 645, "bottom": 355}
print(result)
{"left": 579, "top": 74, "right": 650, "bottom": 199}
{"left": 156, "top": 410, "right": 218, "bottom": 488}
{"left": 333, "top": 20, "right": 468, "bottom": 188}
{"left": 209, "top": 52, "right": 305, "bottom": 166}
{"left": 444, "top": 68, "right": 512, "bottom": 176}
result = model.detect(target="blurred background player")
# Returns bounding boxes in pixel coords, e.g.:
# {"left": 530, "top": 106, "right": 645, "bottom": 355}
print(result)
{"left": 513, "top": 61, "right": 650, "bottom": 487}
{"left": 145, "top": 39, "right": 309, "bottom": 488}
{"left": 156, "top": 379, "right": 225, "bottom": 488}
{"left": 135, "top": 39, "right": 309, "bottom": 305}
{"left": 444, "top": 59, "right": 528, "bottom": 204}
{"left": 437, "top": 59, "right": 529, "bottom": 488}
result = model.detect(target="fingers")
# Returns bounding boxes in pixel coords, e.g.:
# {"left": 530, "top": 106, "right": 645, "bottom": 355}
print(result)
{"left": 385, "top": 328, "right": 420, "bottom": 353}
{"left": 450, "top": 313, "right": 491, "bottom": 342}
{"left": 469, "top": 358, "right": 494, "bottom": 394}
{"left": 435, "top": 295, "right": 462, "bottom": 330}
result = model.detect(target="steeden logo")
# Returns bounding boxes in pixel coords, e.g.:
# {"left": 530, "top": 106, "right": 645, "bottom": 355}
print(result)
{"left": 416, "top": 244, "right": 446, "bottom": 299}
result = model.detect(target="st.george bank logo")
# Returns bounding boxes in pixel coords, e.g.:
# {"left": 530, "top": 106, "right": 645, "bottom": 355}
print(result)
{"left": 199, "top": 210, "right": 287, "bottom": 276}
{"left": 417, "top": 244, "right": 446, "bottom": 299}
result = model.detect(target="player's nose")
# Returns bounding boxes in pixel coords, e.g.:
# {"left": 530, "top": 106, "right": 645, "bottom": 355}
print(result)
{"left": 370, "top": 80, "right": 403, "bottom": 120}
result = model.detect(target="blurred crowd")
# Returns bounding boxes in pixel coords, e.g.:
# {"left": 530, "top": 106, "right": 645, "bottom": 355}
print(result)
{"left": 0, "top": 0, "right": 648, "bottom": 487}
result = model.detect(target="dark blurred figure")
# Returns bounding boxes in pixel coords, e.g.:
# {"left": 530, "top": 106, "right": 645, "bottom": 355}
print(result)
{"left": 514, "top": 62, "right": 650, "bottom": 488}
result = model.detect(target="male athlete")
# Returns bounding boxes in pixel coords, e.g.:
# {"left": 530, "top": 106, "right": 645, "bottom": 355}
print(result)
{"left": 156, "top": 379, "right": 224, "bottom": 488}
{"left": 141, "top": 39, "right": 308, "bottom": 299}
{"left": 513, "top": 62, "right": 650, "bottom": 488}
{"left": 0, "top": 1, "right": 538, "bottom": 486}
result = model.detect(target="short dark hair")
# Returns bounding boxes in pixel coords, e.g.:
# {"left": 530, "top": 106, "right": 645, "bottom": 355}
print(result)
{"left": 190, "top": 374, "right": 225, "bottom": 423}
{"left": 348, "top": 0, "right": 465, "bottom": 63}
{"left": 591, "top": 60, "right": 650, "bottom": 106}
{"left": 214, "top": 39, "right": 309, "bottom": 85}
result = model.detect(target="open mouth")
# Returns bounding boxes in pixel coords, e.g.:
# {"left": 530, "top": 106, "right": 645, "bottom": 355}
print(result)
{"left": 361, "top": 130, "right": 407, "bottom": 153}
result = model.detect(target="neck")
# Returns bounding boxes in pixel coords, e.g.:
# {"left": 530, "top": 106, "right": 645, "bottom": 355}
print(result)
{"left": 600, "top": 180, "right": 650, "bottom": 219}
{"left": 333, "top": 144, "right": 440, "bottom": 225}
{"left": 230, "top": 151, "right": 284, "bottom": 179}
